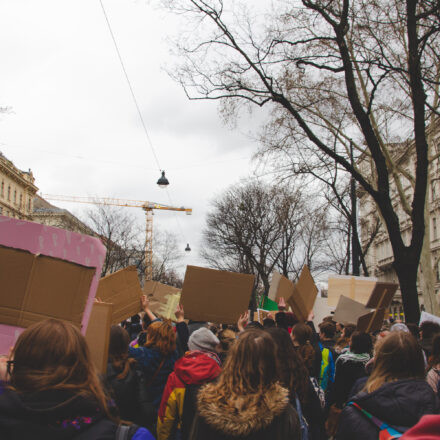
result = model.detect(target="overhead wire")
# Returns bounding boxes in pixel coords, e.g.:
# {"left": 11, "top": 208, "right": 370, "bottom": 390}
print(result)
{"left": 98, "top": 0, "right": 161, "bottom": 173}
{"left": 97, "top": 0, "right": 191, "bottom": 248}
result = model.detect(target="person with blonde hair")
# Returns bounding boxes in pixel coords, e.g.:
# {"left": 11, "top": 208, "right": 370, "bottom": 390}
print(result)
{"left": 189, "top": 329, "right": 301, "bottom": 440}
{"left": 0, "top": 319, "right": 154, "bottom": 440}
{"left": 336, "top": 331, "right": 438, "bottom": 440}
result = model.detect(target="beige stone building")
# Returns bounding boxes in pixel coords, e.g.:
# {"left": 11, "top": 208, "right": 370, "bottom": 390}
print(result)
{"left": 358, "top": 124, "right": 440, "bottom": 318}
{"left": 0, "top": 151, "right": 38, "bottom": 218}
{"left": 32, "top": 195, "right": 95, "bottom": 235}
{"left": 0, "top": 151, "right": 93, "bottom": 237}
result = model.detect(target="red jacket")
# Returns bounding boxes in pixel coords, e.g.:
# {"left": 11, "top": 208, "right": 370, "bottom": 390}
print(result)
{"left": 401, "top": 415, "right": 440, "bottom": 440}
{"left": 157, "top": 351, "right": 221, "bottom": 440}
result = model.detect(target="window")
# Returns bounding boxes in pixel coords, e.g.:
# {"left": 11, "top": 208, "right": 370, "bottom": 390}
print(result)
{"left": 19, "top": 193, "right": 22, "bottom": 207}
{"left": 14, "top": 190, "right": 16, "bottom": 203}
{"left": 28, "top": 199, "right": 31, "bottom": 212}
{"left": 0, "top": 207, "right": 2, "bottom": 215}
{"left": 0, "top": 181, "right": 3, "bottom": 197}
{"left": 7, "top": 186, "right": 10, "bottom": 201}
{"left": 432, "top": 181, "right": 438, "bottom": 201}
{"left": 433, "top": 217, "right": 438, "bottom": 240}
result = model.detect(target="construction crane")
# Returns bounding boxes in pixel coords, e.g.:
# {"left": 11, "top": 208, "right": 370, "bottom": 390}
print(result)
{"left": 41, "top": 194, "right": 192, "bottom": 281}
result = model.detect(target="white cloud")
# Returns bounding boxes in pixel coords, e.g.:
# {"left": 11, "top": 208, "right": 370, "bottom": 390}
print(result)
{"left": 0, "top": 0, "right": 265, "bottom": 274}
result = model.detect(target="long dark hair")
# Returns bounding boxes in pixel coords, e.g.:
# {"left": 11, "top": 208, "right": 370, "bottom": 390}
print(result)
{"left": 291, "top": 323, "right": 315, "bottom": 375}
{"left": 202, "top": 330, "right": 279, "bottom": 399}
{"left": 266, "top": 327, "right": 309, "bottom": 403}
{"left": 108, "top": 325, "right": 136, "bottom": 380}
{"left": 10, "top": 319, "right": 114, "bottom": 419}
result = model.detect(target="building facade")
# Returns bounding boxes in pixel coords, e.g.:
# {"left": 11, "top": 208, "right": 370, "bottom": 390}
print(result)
{"left": 32, "top": 195, "right": 95, "bottom": 236}
{"left": 0, "top": 152, "right": 38, "bottom": 219}
{"left": 358, "top": 124, "right": 440, "bottom": 318}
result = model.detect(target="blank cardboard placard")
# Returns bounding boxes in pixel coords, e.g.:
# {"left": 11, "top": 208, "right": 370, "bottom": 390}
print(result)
{"left": 357, "top": 308, "right": 386, "bottom": 333}
{"left": 327, "top": 275, "right": 377, "bottom": 307}
{"left": 365, "top": 282, "right": 398, "bottom": 309}
{"left": 143, "top": 281, "right": 181, "bottom": 318}
{"left": 268, "top": 271, "right": 295, "bottom": 302}
{"left": 287, "top": 265, "right": 318, "bottom": 322}
{"left": 333, "top": 295, "right": 371, "bottom": 325}
{"left": 0, "top": 215, "right": 106, "bottom": 354}
{"left": 0, "top": 246, "right": 95, "bottom": 328}
{"left": 96, "top": 266, "right": 143, "bottom": 325}
{"left": 181, "top": 266, "right": 255, "bottom": 324}
{"left": 312, "top": 297, "right": 334, "bottom": 327}
{"left": 85, "top": 302, "right": 113, "bottom": 374}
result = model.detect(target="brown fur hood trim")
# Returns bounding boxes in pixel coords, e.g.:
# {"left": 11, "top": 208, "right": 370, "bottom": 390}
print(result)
{"left": 197, "top": 382, "right": 289, "bottom": 436}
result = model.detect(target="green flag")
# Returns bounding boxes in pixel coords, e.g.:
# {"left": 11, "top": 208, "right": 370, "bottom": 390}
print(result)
{"left": 260, "top": 295, "right": 278, "bottom": 311}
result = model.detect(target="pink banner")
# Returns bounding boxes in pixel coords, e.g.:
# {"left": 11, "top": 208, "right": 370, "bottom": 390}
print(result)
{"left": 0, "top": 215, "right": 106, "bottom": 354}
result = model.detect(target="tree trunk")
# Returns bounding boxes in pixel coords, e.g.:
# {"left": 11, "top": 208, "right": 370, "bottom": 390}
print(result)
{"left": 393, "top": 258, "right": 420, "bottom": 323}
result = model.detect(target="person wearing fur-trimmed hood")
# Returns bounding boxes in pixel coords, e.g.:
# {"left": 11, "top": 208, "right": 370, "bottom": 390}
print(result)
{"left": 188, "top": 330, "right": 301, "bottom": 440}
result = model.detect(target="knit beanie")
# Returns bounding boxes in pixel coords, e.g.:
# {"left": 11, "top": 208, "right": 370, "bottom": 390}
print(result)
{"left": 390, "top": 323, "right": 410, "bottom": 333}
{"left": 188, "top": 327, "right": 220, "bottom": 352}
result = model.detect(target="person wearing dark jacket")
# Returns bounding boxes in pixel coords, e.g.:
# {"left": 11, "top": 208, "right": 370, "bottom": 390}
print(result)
{"left": 336, "top": 331, "right": 439, "bottom": 440}
{"left": 0, "top": 319, "right": 153, "bottom": 440}
{"left": 268, "top": 327, "right": 327, "bottom": 440}
{"left": 189, "top": 329, "right": 300, "bottom": 440}
{"left": 106, "top": 325, "right": 145, "bottom": 426}
{"left": 157, "top": 328, "right": 222, "bottom": 440}
{"left": 331, "top": 331, "right": 372, "bottom": 408}
{"left": 128, "top": 296, "right": 179, "bottom": 413}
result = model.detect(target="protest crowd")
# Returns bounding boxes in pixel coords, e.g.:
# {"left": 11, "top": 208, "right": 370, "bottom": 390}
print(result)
{"left": 1, "top": 219, "right": 440, "bottom": 440}
{"left": 2, "top": 295, "right": 440, "bottom": 440}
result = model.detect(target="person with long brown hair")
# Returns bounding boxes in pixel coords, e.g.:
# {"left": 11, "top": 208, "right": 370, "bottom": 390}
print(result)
{"left": 189, "top": 329, "right": 300, "bottom": 440}
{"left": 336, "top": 331, "right": 439, "bottom": 440}
{"left": 128, "top": 318, "right": 178, "bottom": 409}
{"left": 0, "top": 319, "right": 154, "bottom": 440}
{"left": 291, "top": 323, "right": 322, "bottom": 379}
{"left": 267, "top": 327, "right": 326, "bottom": 440}
{"left": 106, "top": 325, "right": 144, "bottom": 425}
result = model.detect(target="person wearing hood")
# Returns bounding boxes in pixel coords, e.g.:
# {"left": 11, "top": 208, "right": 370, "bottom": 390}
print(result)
{"left": 331, "top": 331, "right": 372, "bottom": 409}
{"left": 157, "top": 327, "right": 222, "bottom": 440}
{"left": 336, "top": 331, "right": 439, "bottom": 440}
{"left": 0, "top": 319, "right": 154, "bottom": 440}
{"left": 189, "top": 329, "right": 300, "bottom": 440}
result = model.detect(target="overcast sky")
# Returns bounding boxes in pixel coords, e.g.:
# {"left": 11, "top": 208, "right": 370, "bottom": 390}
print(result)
{"left": 0, "top": 0, "right": 270, "bottom": 273}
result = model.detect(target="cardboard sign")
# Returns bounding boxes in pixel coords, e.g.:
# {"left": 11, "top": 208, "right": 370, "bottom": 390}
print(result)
{"left": 0, "top": 216, "right": 106, "bottom": 354}
{"left": 180, "top": 265, "right": 255, "bottom": 324}
{"left": 85, "top": 302, "right": 113, "bottom": 374}
{"left": 268, "top": 271, "right": 294, "bottom": 301}
{"left": 365, "top": 282, "right": 398, "bottom": 309}
{"left": 96, "top": 266, "right": 143, "bottom": 325}
{"left": 420, "top": 311, "right": 440, "bottom": 326}
{"left": 286, "top": 265, "right": 318, "bottom": 322}
{"left": 143, "top": 281, "right": 181, "bottom": 318}
{"left": 312, "top": 297, "right": 334, "bottom": 327}
{"left": 357, "top": 308, "right": 386, "bottom": 333}
{"left": 333, "top": 295, "right": 371, "bottom": 325}
{"left": 327, "top": 275, "right": 377, "bottom": 307}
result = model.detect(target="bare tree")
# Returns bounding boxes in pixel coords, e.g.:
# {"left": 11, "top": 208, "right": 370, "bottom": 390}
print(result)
{"left": 152, "top": 229, "right": 184, "bottom": 286}
{"left": 84, "top": 206, "right": 144, "bottom": 277}
{"left": 163, "top": 0, "right": 440, "bottom": 322}
{"left": 201, "top": 180, "right": 340, "bottom": 291}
